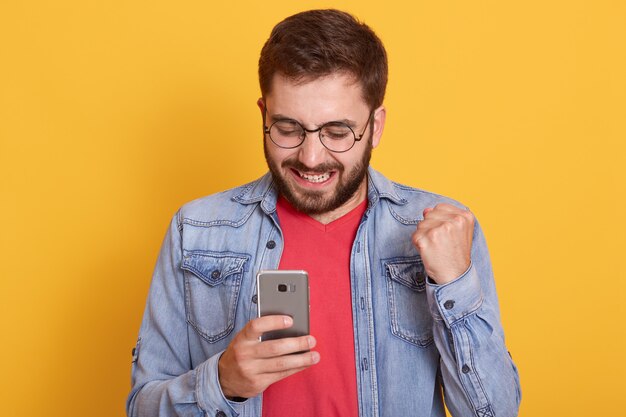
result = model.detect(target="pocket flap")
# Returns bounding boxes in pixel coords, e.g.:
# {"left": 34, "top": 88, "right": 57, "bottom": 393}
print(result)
{"left": 182, "top": 251, "right": 249, "bottom": 286}
{"left": 386, "top": 258, "right": 426, "bottom": 292}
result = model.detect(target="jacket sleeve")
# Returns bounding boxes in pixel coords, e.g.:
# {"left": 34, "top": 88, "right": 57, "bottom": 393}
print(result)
{"left": 425, "top": 220, "right": 521, "bottom": 417}
{"left": 126, "top": 212, "right": 244, "bottom": 417}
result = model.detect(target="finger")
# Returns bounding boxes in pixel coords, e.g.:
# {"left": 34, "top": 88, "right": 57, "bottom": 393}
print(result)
{"left": 254, "top": 364, "right": 316, "bottom": 393}
{"left": 422, "top": 207, "right": 434, "bottom": 217}
{"left": 257, "top": 335, "right": 316, "bottom": 358}
{"left": 264, "top": 363, "right": 317, "bottom": 384}
{"left": 259, "top": 350, "right": 321, "bottom": 374}
{"left": 432, "top": 203, "right": 470, "bottom": 214}
{"left": 243, "top": 315, "right": 293, "bottom": 340}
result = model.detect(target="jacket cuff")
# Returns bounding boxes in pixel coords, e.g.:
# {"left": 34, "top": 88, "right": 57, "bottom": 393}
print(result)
{"left": 425, "top": 262, "right": 484, "bottom": 328}
{"left": 196, "top": 352, "right": 247, "bottom": 417}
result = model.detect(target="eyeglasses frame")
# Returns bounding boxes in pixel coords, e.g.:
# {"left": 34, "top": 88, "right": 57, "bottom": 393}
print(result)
{"left": 263, "top": 107, "right": 374, "bottom": 153}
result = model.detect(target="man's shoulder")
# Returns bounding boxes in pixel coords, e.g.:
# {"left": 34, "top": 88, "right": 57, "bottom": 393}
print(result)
{"left": 391, "top": 181, "right": 466, "bottom": 208}
{"left": 369, "top": 168, "right": 467, "bottom": 222}
{"left": 177, "top": 173, "right": 274, "bottom": 226}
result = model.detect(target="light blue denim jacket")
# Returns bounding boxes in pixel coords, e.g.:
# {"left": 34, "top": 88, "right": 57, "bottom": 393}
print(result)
{"left": 127, "top": 168, "right": 521, "bottom": 417}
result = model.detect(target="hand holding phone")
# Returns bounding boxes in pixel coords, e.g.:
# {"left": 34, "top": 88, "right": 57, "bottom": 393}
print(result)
{"left": 218, "top": 271, "right": 320, "bottom": 398}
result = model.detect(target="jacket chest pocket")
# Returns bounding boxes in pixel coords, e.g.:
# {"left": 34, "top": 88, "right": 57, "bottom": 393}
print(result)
{"left": 182, "top": 250, "right": 250, "bottom": 343}
{"left": 384, "top": 257, "right": 434, "bottom": 348}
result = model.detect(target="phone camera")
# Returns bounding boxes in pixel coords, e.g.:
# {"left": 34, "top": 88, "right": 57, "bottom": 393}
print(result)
{"left": 278, "top": 284, "right": 287, "bottom": 292}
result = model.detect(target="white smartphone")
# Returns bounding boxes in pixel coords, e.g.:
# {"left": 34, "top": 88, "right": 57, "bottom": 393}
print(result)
{"left": 256, "top": 270, "right": 310, "bottom": 341}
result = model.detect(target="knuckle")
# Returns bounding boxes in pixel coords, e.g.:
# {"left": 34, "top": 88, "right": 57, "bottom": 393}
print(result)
{"left": 240, "top": 363, "right": 254, "bottom": 378}
{"left": 232, "top": 347, "right": 246, "bottom": 363}
{"left": 249, "top": 319, "right": 263, "bottom": 334}
{"left": 300, "top": 338, "right": 311, "bottom": 351}
{"left": 452, "top": 214, "right": 465, "bottom": 225}
{"left": 267, "top": 341, "right": 282, "bottom": 356}
{"left": 274, "top": 357, "right": 287, "bottom": 371}
{"left": 428, "top": 226, "right": 443, "bottom": 239}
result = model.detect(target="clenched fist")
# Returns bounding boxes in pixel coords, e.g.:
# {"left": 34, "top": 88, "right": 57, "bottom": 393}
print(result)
{"left": 411, "top": 203, "right": 475, "bottom": 285}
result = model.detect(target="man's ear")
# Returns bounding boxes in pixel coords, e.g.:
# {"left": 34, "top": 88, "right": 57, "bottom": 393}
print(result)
{"left": 371, "top": 105, "right": 386, "bottom": 149}
{"left": 257, "top": 98, "right": 265, "bottom": 114}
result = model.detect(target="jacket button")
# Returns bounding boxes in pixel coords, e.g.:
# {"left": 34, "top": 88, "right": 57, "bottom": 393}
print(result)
{"left": 266, "top": 240, "right": 276, "bottom": 249}
{"left": 443, "top": 300, "right": 455, "bottom": 310}
{"left": 215, "top": 411, "right": 227, "bottom": 417}
{"left": 252, "top": 294, "right": 258, "bottom": 304}
{"left": 211, "top": 270, "right": 221, "bottom": 279}
{"left": 462, "top": 364, "right": 471, "bottom": 374}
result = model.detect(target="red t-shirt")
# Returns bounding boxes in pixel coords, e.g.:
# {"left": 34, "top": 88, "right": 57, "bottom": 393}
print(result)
{"left": 261, "top": 196, "right": 366, "bottom": 417}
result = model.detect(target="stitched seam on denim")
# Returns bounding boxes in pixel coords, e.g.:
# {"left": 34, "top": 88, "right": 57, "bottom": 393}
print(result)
{"left": 444, "top": 296, "right": 484, "bottom": 327}
{"left": 181, "top": 208, "right": 256, "bottom": 228}
{"left": 466, "top": 319, "right": 493, "bottom": 413}
{"left": 383, "top": 258, "right": 434, "bottom": 348}
{"left": 232, "top": 181, "right": 257, "bottom": 201}
{"left": 185, "top": 292, "right": 238, "bottom": 344}
{"left": 233, "top": 177, "right": 276, "bottom": 206}
{"left": 387, "top": 204, "right": 421, "bottom": 225}
{"left": 361, "top": 228, "right": 380, "bottom": 417}
{"left": 181, "top": 254, "right": 249, "bottom": 288}
{"left": 367, "top": 172, "right": 404, "bottom": 204}
{"left": 463, "top": 322, "right": 492, "bottom": 417}
{"left": 476, "top": 406, "right": 495, "bottom": 417}
{"left": 391, "top": 182, "right": 466, "bottom": 208}
{"left": 181, "top": 204, "right": 257, "bottom": 228}
{"left": 452, "top": 324, "right": 480, "bottom": 413}
{"left": 349, "top": 228, "right": 361, "bottom": 417}
{"left": 386, "top": 273, "right": 433, "bottom": 347}
{"left": 183, "top": 254, "right": 247, "bottom": 343}
{"left": 183, "top": 251, "right": 250, "bottom": 271}
{"left": 194, "top": 366, "right": 206, "bottom": 412}
{"left": 453, "top": 321, "right": 492, "bottom": 414}
{"left": 176, "top": 209, "right": 183, "bottom": 232}
{"left": 386, "top": 259, "right": 426, "bottom": 292}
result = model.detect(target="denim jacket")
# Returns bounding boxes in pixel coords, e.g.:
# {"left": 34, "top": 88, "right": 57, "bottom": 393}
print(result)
{"left": 127, "top": 168, "right": 521, "bottom": 417}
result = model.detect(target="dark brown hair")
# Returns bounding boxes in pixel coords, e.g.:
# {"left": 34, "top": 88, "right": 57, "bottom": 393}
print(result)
{"left": 259, "top": 9, "right": 388, "bottom": 110}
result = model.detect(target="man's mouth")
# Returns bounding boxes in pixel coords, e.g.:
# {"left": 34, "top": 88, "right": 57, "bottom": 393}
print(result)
{"left": 298, "top": 171, "right": 331, "bottom": 183}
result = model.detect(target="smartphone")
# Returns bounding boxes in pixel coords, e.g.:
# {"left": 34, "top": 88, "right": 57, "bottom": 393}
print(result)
{"left": 256, "top": 270, "right": 310, "bottom": 341}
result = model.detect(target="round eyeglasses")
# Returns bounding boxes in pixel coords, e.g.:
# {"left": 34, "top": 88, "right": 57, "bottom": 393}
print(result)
{"left": 264, "top": 111, "right": 373, "bottom": 153}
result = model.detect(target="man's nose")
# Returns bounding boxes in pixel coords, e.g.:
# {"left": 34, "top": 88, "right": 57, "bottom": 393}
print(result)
{"left": 296, "top": 131, "right": 328, "bottom": 168}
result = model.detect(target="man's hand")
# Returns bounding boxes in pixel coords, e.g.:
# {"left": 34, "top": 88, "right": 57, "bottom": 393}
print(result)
{"left": 218, "top": 315, "right": 320, "bottom": 399}
{"left": 411, "top": 203, "right": 475, "bottom": 285}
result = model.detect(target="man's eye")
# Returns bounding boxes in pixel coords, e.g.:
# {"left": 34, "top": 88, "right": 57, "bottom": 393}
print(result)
{"left": 276, "top": 128, "right": 302, "bottom": 137}
{"left": 322, "top": 126, "right": 351, "bottom": 140}
{"left": 274, "top": 122, "right": 302, "bottom": 136}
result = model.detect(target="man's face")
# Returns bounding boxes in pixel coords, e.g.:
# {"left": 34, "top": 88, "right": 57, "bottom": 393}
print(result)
{"left": 260, "top": 73, "right": 385, "bottom": 216}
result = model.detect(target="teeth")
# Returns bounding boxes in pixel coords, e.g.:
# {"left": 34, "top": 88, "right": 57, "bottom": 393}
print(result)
{"left": 300, "top": 172, "right": 330, "bottom": 183}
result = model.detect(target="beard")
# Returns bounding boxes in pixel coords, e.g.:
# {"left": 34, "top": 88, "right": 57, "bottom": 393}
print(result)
{"left": 264, "top": 139, "right": 372, "bottom": 215}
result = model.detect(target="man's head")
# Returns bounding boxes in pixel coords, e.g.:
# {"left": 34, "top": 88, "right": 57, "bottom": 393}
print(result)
{"left": 258, "top": 9, "right": 388, "bottom": 111}
{"left": 258, "top": 10, "right": 388, "bottom": 218}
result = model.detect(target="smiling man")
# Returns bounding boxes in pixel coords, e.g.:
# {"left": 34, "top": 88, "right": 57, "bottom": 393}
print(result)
{"left": 127, "top": 9, "right": 521, "bottom": 417}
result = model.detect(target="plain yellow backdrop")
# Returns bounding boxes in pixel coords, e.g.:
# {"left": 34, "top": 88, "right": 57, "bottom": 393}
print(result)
{"left": 1, "top": 1, "right": 624, "bottom": 416}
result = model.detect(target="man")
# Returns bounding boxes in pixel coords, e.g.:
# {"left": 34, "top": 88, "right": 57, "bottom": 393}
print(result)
{"left": 127, "top": 9, "right": 521, "bottom": 417}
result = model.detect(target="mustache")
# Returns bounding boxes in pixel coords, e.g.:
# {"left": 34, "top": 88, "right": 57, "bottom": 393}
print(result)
{"left": 281, "top": 158, "right": 343, "bottom": 174}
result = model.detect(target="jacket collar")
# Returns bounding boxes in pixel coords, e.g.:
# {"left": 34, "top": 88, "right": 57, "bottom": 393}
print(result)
{"left": 232, "top": 167, "right": 407, "bottom": 214}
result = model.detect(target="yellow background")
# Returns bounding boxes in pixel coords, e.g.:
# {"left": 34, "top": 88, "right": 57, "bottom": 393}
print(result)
{"left": 1, "top": 1, "right": 624, "bottom": 416}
